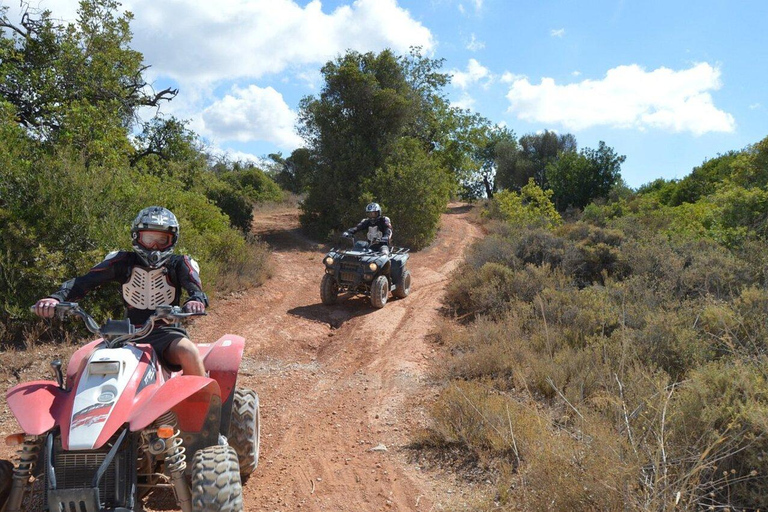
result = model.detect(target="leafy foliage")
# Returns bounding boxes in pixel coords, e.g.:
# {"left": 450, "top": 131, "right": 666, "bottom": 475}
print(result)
{"left": 484, "top": 179, "right": 562, "bottom": 229}
{"left": 298, "top": 48, "right": 459, "bottom": 248}
{"left": 0, "top": 2, "right": 276, "bottom": 344}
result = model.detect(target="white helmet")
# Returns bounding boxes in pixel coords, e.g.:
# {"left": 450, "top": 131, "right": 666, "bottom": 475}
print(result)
{"left": 366, "top": 202, "right": 382, "bottom": 219}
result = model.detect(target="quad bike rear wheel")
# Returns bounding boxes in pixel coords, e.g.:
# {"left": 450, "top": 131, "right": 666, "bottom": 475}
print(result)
{"left": 320, "top": 274, "right": 339, "bottom": 305}
{"left": 393, "top": 269, "right": 411, "bottom": 298}
{"left": 229, "top": 388, "right": 260, "bottom": 478}
{"left": 190, "top": 445, "right": 243, "bottom": 512}
{"left": 371, "top": 275, "right": 389, "bottom": 308}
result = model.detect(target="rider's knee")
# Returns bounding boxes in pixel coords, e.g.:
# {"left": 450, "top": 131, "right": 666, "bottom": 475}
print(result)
{"left": 172, "top": 337, "right": 200, "bottom": 361}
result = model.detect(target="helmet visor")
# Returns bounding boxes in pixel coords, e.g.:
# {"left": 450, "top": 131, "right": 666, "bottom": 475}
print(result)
{"left": 138, "top": 230, "right": 173, "bottom": 250}
{"left": 367, "top": 210, "right": 379, "bottom": 219}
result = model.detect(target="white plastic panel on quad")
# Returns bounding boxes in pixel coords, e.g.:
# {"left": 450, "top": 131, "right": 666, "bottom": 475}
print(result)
{"left": 69, "top": 346, "right": 143, "bottom": 450}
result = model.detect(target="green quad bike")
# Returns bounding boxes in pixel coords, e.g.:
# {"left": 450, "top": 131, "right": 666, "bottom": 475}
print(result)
{"left": 320, "top": 235, "right": 412, "bottom": 308}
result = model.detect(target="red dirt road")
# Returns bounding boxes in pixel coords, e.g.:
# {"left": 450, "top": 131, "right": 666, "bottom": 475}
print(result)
{"left": 195, "top": 204, "right": 481, "bottom": 511}
{"left": 0, "top": 204, "right": 482, "bottom": 511}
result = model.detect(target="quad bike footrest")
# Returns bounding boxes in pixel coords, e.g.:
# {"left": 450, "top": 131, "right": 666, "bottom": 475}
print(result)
{"left": 47, "top": 488, "right": 101, "bottom": 512}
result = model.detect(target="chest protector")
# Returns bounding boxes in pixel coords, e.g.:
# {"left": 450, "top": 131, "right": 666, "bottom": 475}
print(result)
{"left": 367, "top": 225, "right": 383, "bottom": 242}
{"left": 122, "top": 266, "right": 175, "bottom": 309}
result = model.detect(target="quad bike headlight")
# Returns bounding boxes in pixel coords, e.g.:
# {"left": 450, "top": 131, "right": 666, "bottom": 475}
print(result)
{"left": 324, "top": 256, "right": 334, "bottom": 266}
{"left": 368, "top": 262, "right": 378, "bottom": 272}
{"left": 89, "top": 361, "right": 120, "bottom": 375}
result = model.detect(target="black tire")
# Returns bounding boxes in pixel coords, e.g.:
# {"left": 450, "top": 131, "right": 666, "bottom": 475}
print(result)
{"left": 393, "top": 269, "right": 411, "bottom": 299}
{"left": 190, "top": 445, "right": 243, "bottom": 512}
{"left": 0, "top": 459, "right": 13, "bottom": 510}
{"left": 320, "top": 274, "right": 338, "bottom": 305}
{"left": 370, "top": 275, "right": 389, "bottom": 308}
{"left": 229, "top": 388, "right": 260, "bottom": 477}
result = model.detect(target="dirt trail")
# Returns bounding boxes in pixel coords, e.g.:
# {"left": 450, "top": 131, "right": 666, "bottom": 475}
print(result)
{"left": 191, "top": 204, "right": 481, "bottom": 511}
{"left": 0, "top": 204, "right": 482, "bottom": 512}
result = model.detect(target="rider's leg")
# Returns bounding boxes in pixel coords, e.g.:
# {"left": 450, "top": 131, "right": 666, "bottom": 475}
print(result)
{"left": 166, "top": 337, "right": 206, "bottom": 376}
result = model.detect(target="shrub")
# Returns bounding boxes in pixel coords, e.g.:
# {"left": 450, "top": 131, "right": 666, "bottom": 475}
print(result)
{"left": 485, "top": 179, "right": 562, "bottom": 229}
{"left": 365, "top": 137, "right": 453, "bottom": 249}
{"left": 668, "top": 360, "right": 768, "bottom": 510}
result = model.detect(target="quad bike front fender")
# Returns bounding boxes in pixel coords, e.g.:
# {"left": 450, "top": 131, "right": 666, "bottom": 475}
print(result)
{"left": 200, "top": 335, "right": 245, "bottom": 436}
{"left": 6, "top": 381, "right": 68, "bottom": 435}
{"left": 129, "top": 376, "right": 221, "bottom": 432}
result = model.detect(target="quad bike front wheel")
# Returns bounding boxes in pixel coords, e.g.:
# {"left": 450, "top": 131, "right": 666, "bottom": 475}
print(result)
{"left": 191, "top": 445, "right": 243, "bottom": 512}
{"left": 393, "top": 269, "right": 411, "bottom": 299}
{"left": 320, "top": 274, "right": 339, "bottom": 305}
{"left": 229, "top": 388, "right": 260, "bottom": 478}
{"left": 371, "top": 275, "right": 389, "bottom": 308}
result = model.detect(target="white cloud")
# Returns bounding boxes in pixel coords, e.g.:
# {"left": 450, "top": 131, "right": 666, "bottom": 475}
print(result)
{"left": 572, "top": 70, "right": 581, "bottom": 77}
{"left": 122, "top": 0, "right": 433, "bottom": 87}
{"left": 26, "top": 0, "right": 433, "bottom": 150}
{"left": 466, "top": 33, "right": 485, "bottom": 51}
{"left": 506, "top": 63, "right": 736, "bottom": 135}
{"left": 749, "top": 103, "right": 762, "bottom": 110}
{"left": 451, "top": 59, "right": 492, "bottom": 89}
{"left": 550, "top": 28, "right": 565, "bottom": 38}
{"left": 21, "top": 0, "right": 433, "bottom": 87}
{"left": 501, "top": 71, "right": 525, "bottom": 84}
{"left": 451, "top": 92, "right": 477, "bottom": 110}
{"left": 201, "top": 85, "right": 302, "bottom": 150}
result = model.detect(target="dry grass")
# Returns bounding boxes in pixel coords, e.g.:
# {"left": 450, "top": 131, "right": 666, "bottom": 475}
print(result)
{"left": 427, "top": 223, "right": 768, "bottom": 510}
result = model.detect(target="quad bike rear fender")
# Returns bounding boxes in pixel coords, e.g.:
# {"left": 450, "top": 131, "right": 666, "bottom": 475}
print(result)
{"left": 6, "top": 381, "right": 68, "bottom": 435}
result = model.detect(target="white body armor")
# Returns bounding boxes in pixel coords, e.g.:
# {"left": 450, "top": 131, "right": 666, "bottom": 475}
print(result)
{"left": 122, "top": 267, "right": 175, "bottom": 310}
{"left": 367, "top": 225, "right": 383, "bottom": 242}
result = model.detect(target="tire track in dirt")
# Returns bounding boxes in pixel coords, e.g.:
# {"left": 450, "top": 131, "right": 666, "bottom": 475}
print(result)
{"left": 187, "top": 204, "right": 482, "bottom": 511}
{"left": 0, "top": 204, "right": 482, "bottom": 512}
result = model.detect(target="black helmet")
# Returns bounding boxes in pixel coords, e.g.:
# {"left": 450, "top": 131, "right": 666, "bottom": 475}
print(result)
{"left": 366, "top": 202, "right": 381, "bottom": 219}
{"left": 131, "top": 206, "right": 179, "bottom": 268}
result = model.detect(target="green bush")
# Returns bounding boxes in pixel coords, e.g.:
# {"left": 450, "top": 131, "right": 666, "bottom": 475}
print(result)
{"left": 365, "top": 137, "right": 453, "bottom": 249}
{"left": 485, "top": 178, "right": 562, "bottom": 228}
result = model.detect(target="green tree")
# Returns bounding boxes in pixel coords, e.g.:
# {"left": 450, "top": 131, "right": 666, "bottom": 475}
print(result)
{"left": 269, "top": 148, "right": 316, "bottom": 194}
{"left": 547, "top": 141, "right": 625, "bottom": 210}
{"left": 365, "top": 138, "right": 453, "bottom": 248}
{"left": 496, "top": 130, "right": 577, "bottom": 190}
{"left": 298, "top": 48, "right": 454, "bottom": 244}
{"left": 0, "top": 0, "right": 176, "bottom": 164}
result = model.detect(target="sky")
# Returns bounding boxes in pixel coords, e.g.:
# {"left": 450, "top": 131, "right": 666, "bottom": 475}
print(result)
{"left": 3, "top": 0, "right": 767, "bottom": 188}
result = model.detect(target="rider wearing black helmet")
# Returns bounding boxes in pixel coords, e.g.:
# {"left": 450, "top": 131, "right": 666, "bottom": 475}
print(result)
{"left": 343, "top": 202, "right": 393, "bottom": 255}
{"left": 32, "top": 206, "right": 209, "bottom": 377}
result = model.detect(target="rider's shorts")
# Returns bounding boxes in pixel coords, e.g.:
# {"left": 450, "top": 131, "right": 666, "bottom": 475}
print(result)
{"left": 140, "top": 325, "right": 189, "bottom": 373}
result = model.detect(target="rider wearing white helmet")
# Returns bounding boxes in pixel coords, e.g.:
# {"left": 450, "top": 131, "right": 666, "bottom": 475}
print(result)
{"left": 343, "top": 202, "right": 393, "bottom": 254}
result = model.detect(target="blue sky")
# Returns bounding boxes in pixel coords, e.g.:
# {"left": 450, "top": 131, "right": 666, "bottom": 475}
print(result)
{"left": 4, "top": 0, "right": 767, "bottom": 187}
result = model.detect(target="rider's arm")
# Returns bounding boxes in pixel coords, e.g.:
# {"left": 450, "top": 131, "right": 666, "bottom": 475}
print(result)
{"left": 177, "top": 255, "right": 209, "bottom": 307}
{"left": 348, "top": 218, "right": 370, "bottom": 235}
{"left": 49, "top": 251, "right": 130, "bottom": 302}
{"left": 380, "top": 217, "right": 393, "bottom": 242}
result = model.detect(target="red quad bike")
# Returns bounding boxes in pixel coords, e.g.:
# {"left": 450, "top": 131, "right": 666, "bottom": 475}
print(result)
{"left": 1, "top": 302, "right": 260, "bottom": 512}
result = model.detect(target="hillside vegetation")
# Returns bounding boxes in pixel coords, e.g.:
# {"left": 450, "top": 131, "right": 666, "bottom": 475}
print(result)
{"left": 0, "top": 1, "right": 280, "bottom": 343}
{"left": 424, "top": 137, "right": 768, "bottom": 511}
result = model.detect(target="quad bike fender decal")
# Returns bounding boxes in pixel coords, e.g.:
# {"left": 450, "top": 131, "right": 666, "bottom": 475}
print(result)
{"left": 201, "top": 334, "right": 245, "bottom": 403}
{"left": 6, "top": 381, "right": 68, "bottom": 435}
{"left": 128, "top": 376, "right": 221, "bottom": 432}
{"left": 66, "top": 346, "right": 144, "bottom": 450}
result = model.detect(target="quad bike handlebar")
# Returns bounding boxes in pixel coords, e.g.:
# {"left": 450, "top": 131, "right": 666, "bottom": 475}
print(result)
{"left": 30, "top": 302, "right": 204, "bottom": 347}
